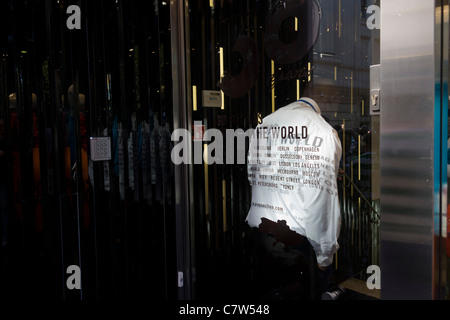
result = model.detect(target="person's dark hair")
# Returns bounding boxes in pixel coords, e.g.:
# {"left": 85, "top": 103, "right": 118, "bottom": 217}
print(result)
{"left": 359, "top": 125, "right": 369, "bottom": 136}
{"left": 333, "top": 124, "right": 341, "bottom": 132}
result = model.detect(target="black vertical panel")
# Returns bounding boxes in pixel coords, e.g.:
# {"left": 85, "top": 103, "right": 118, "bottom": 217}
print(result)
{"left": 0, "top": 0, "right": 177, "bottom": 301}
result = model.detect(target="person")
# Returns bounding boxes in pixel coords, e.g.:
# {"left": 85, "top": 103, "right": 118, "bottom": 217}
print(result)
{"left": 245, "top": 97, "right": 342, "bottom": 299}
{"left": 0, "top": 117, "right": 8, "bottom": 247}
{"left": 339, "top": 132, "right": 373, "bottom": 277}
{"left": 359, "top": 124, "right": 369, "bottom": 136}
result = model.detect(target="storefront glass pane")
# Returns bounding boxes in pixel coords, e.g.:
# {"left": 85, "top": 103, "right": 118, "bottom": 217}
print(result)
{"left": 185, "top": 0, "right": 380, "bottom": 300}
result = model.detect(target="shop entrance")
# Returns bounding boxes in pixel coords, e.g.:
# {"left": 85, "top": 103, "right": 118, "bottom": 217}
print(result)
{"left": 181, "top": 0, "right": 381, "bottom": 300}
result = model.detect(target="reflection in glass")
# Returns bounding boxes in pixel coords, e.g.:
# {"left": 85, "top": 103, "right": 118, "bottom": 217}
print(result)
{"left": 186, "top": 0, "right": 380, "bottom": 300}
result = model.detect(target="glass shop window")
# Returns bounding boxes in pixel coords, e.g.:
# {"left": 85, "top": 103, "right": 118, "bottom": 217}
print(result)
{"left": 184, "top": 0, "right": 381, "bottom": 300}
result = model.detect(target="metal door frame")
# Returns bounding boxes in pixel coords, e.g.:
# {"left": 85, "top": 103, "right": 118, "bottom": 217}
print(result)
{"left": 380, "top": 0, "right": 447, "bottom": 299}
{"left": 170, "top": 0, "right": 193, "bottom": 300}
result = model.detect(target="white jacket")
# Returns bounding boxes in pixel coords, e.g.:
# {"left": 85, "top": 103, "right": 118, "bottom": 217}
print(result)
{"left": 246, "top": 98, "right": 342, "bottom": 267}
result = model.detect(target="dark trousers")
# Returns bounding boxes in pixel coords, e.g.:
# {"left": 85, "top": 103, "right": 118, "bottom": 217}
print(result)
{"left": 245, "top": 218, "right": 334, "bottom": 300}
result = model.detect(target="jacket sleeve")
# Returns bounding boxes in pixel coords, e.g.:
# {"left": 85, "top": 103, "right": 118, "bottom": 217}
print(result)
{"left": 303, "top": 128, "right": 342, "bottom": 267}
